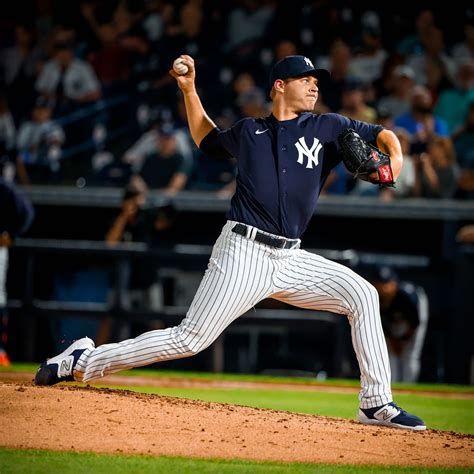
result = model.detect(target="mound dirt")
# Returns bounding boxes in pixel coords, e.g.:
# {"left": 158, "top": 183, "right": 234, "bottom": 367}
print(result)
{"left": 0, "top": 382, "right": 473, "bottom": 467}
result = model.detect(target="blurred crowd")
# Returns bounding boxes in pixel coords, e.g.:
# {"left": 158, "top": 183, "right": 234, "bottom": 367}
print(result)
{"left": 0, "top": 1, "right": 473, "bottom": 200}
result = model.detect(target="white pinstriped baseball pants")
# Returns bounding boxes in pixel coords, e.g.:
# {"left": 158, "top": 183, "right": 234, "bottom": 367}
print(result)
{"left": 75, "top": 220, "right": 392, "bottom": 408}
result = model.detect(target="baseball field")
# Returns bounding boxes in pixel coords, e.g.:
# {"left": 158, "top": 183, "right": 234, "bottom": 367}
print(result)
{"left": 0, "top": 365, "right": 473, "bottom": 473}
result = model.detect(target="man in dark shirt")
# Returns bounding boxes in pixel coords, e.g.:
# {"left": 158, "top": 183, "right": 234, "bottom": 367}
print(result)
{"left": 35, "top": 55, "right": 425, "bottom": 431}
{"left": 137, "top": 124, "right": 191, "bottom": 195}
{"left": 370, "top": 265, "right": 429, "bottom": 383}
{"left": 105, "top": 186, "right": 159, "bottom": 299}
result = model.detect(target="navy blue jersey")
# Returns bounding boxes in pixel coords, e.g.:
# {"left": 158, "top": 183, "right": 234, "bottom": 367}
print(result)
{"left": 200, "top": 112, "right": 383, "bottom": 238}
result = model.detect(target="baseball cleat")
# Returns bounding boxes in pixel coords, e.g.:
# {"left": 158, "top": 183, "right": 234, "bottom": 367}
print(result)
{"left": 358, "top": 402, "right": 426, "bottom": 431}
{"left": 35, "top": 337, "right": 95, "bottom": 386}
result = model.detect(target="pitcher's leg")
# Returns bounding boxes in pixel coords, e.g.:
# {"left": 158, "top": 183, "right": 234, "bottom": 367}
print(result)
{"left": 76, "top": 225, "right": 274, "bottom": 383}
{"left": 272, "top": 250, "right": 391, "bottom": 409}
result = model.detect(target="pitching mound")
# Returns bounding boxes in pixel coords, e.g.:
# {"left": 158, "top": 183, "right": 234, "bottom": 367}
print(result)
{"left": 1, "top": 382, "right": 473, "bottom": 467}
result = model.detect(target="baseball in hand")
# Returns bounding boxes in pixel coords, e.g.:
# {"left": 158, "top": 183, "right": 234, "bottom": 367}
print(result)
{"left": 173, "top": 58, "right": 189, "bottom": 75}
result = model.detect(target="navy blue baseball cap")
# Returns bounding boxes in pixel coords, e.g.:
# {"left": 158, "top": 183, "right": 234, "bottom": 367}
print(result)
{"left": 269, "top": 55, "right": 330, "bottom": 89}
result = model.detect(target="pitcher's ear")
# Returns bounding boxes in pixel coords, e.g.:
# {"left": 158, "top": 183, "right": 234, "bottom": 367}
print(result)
{"left": 274, "top": 79, "right": 285, "bottom": 92}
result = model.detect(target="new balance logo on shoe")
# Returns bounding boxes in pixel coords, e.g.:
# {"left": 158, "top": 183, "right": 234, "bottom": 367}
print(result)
{"left": 58, "top": 356, "right": 74, "bottom": 377}
{"left": 376, "top": 404, "right": 400, "bottom": 421}
{"left": 380, "top": 409, "right": 394, "bottom": 421}
{"left": 60, "top": 359, "right": 71, "bottom": 372}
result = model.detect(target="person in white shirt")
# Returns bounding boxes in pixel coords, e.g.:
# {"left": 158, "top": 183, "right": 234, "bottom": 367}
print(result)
{"left": 35, "top": 41, "right": 101, "bottom": 110}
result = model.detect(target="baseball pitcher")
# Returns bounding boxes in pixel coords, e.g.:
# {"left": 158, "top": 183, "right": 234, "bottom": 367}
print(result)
{"left": 35, "top": 55, "right": 425, "bottom": 430}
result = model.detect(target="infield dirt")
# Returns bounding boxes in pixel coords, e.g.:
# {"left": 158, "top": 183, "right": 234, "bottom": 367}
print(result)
{"left": 0, "top": 380, "right": 473, "bottom": 468}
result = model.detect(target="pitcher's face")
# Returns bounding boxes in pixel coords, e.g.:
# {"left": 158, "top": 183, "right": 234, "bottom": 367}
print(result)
{"left": 282, "top": 76, "right": 319, "bottom": 113}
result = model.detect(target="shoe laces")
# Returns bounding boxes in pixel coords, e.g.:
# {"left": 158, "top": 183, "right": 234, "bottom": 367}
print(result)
{"left": 389, "top": 402, "right": 407, "bottom": 415}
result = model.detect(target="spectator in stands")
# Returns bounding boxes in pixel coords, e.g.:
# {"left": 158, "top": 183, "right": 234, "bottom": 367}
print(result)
{"left": 160, "top": 1, "right": 212, "bottom": 61}
{"left": 377, "top": 65, "right": 417, "bottom": 119}
{"left": 453, "top": 100, "right": 474, "bottom": 199}
{"left": 0, "top": 178, "right": 34, "bottom": 366}
{"left": 407, "top": 26, "right": 455, "bottom": 88}
{"left": 316, "top": 39, "right": 352, "bottom": 112}
{"left": 105, "top": 185, "right": 156, "bottom": 307}
{"left": 375, "top": 104, "right": 394, "bottom": 131}
{"left": 121, "top": 28, "right": 163, "bottom": 95}
{"left": 0, "top": 96, "right": 16, "bottom": 180}
{"left": 0, "top": 23, "right": 44, "bottom": 124}
{"left": 274, "top": 39, "right": 298, "bottom": 62}
{"left": 394, "top": 85, "right": 449, "bottom": 140}
{"left": 226, "top": 0, "right": 275, "bottom": 54}
{"left": 435, "top": 61, "right": 474, "bottom": 135}
{"left": 369, "top": 265, "right": 429, "bottom": 383}
{"left": 372, "top": 53, "right": 405, "bottom": 102}
{"left": 16, "top": 97, "right": 65, "bottom": 184}
{"left": 104, "top": 186, "right": 176, "bottom": 339}
{"left": 134, "top": 123, "right": 192, "bottom": 195}
{"left": 424, "top": 55, "right": 454, "bottom": 105}
{"left": 397, "top": 9, "right": 435, "bottom": 56}
{"left": 450, "top": 9, "right": 474, "bottom": 69}
{"left": 338, "top": 79, "right": 377, "bottom": 123}
{"left": 412, "top": 136, "right": 459, "bottom": 199}
{"left": 35, "top": 40, "right": 101, "bottom": 113}
{"left": 232, "top": 72, "right": 267, "bottom": 119}
{"left": 140, "top": 0, "right": 168, "bottom": 43}
{"left": 123, "top": 117, "right": 193, "bottom": 174}
{"left": 349, "top": 25, "right": 388, "bottom": 85}
{"left": 87, "top": 22, "right": 129, "bottom": 97}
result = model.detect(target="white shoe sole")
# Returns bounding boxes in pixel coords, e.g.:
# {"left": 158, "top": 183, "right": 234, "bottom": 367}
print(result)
{"left": 358, "top": 410, "right": 426, "bottom": 431}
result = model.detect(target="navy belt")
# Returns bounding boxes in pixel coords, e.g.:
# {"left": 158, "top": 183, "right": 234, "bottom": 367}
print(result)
{"left": 231, "top": 223, "right": 298, "bottom": 249}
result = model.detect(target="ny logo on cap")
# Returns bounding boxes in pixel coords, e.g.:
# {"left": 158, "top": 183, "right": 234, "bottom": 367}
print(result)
{"left": 295, "top": 137, "right": 322, "bottom": 169}
{"left": 304, "top": 57, "right": 314, "bottom": 67}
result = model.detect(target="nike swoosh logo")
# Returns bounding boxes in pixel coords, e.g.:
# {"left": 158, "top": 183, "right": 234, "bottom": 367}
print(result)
{"left": 255, "top": 129, "right": 269, "bottom": 135}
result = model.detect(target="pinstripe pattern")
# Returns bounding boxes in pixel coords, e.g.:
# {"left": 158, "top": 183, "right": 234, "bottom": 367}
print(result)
{"left": 272, "top": 250, "right": 391, "bottom": 408}
{"left": 75, "top": 221, "right": 275, "bottom": 383}
{"left": 74, "top": 220, "right": 392, "bottom": 408}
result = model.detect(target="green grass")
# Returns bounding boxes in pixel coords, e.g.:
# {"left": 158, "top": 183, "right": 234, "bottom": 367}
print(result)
{"left": 0, "top": 448, "right": 470, "bottom": 474}
{"left": 100, "top": 385, "right": 473, "bottom": 434}
{"left": 4, "top": 363, "right": 474, "bottom": 394}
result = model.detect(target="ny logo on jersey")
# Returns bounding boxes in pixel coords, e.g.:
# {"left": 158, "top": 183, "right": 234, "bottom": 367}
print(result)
{"left": 304, "top": 57, "right": 314, "bottom": 68}
{"left": 295, "top": 137, "right": 322, "bottom": 169}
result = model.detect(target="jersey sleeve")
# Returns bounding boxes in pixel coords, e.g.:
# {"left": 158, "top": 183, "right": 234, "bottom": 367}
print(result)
{"left": 326, "top": 113, "right": 384, "bottom": 147}
{"left": 199, "top": 119, "right": 247, "bottom": 159}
